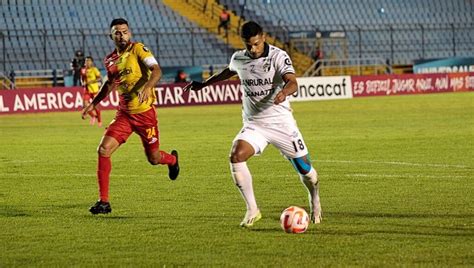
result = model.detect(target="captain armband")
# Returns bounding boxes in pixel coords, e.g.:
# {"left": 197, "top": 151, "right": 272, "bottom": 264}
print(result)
{"left": 143, "top": 57, "right": 159, "bottom": 68}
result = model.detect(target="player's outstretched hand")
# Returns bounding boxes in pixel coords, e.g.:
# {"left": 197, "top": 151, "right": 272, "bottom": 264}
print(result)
{"left": 183, "top": 81, "right": 206, "bottom": 92}
{"left": 81, "top": 103, "right": 95, "bottom": 120}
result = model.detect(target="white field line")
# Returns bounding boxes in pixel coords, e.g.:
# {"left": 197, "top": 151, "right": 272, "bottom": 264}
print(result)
{"left": 1, "top": 159, "right": 471, "bottom": 169}
{"left": 0, "top": 159, "right": 142, "bottom": 163}
{"left": 317, "top": 160, "right": 471, "bottom": 169}
{"left": 0, "top": 173, "right": 225, "bottom": 178}
{"left": 0, "top": 160, "right": 36, "bottom": 163}
{"left": 0, "top": 172, "right": 470, "bottom": 179}
{"left": 0, "top": 173, "right": 132, "bottom": 178}
{"left": 347, "top": 173, "right": 471, "bottom": 179}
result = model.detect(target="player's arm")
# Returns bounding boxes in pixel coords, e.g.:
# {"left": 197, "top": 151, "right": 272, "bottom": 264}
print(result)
{"left": 138, "top": 64, "right": 161, "bottom": 103}
{"left": 183, "top": 67, "right": 236, "bottom": 92}
{"left": 81, "top": 77, "right": 113, "bottom": 119}
{"left": 80, "top": 69, "right": 86, "bottom": 86}
{"left": 274, "top": 73, "right": 298, "bottom": 105}
{"left": 87, "top": 69, "right": 102, "bottom": 85}
{"left": 134, "top": 43, "right": 162, "bottom": 103}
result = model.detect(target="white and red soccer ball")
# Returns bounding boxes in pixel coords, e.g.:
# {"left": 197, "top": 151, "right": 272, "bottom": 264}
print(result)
{"left": 280, "top": 206, "right": 310, "bottom": 233}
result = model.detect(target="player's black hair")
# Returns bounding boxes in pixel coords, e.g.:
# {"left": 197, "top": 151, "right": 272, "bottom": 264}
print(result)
{"left": 240, "top": 21, "right": 263, "bottom": 39}
{"left": 110, "top": 18, "right": 129, "bottom": 29}
{"left": 85, "top": 56, "right": 94, "bottom": 61}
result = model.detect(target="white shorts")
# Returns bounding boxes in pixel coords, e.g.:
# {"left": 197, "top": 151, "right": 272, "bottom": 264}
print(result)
{"left": 232, "top": 120, "right": 309, "bottom": 159}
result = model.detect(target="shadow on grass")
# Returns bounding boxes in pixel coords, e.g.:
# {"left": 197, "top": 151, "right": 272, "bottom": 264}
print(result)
{"left": 242, "top": 226, "right": 281, "bottom": 233}
{"left": 55, "top": 203, "right": 89, "bottom": 209}
{"left": 254, "top": 208, "right": 474, "bottom": 237}
{"left": 247, "top": 226, "right": 322, "bottom": 236}
{"left": 0, "top": 208, "right": 31, "bottom": 217}
{"left": 82, "top": 214, "right": 163, "bottom": 220}
{"left": 87, "top": 215, "right": 135, "bottom": 220}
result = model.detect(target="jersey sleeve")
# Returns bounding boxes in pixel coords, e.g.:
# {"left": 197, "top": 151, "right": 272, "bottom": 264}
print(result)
{"left": 103, "top": 56, "right": 114, "bottom": 80}
{"left": 80, "top": 67, "right": 87, "bottom": 81}
{"left": 134, "top": 43, "right": 158, "bottom": 68}
{"left": 228, "top": 52, "right": 237, "bottom": 72}
{"left": 274, "top": 50, "right": 295, "bottom": 76}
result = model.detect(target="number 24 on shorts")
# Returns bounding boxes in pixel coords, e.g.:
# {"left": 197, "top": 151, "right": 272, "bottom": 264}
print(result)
{"left": 146, "top": 127, "right": 157, "bottom": 139}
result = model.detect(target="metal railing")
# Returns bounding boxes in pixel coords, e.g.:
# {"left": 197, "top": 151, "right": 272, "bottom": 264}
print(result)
{"left": 0, "top": 4, "right": 472, "bottom": 77}
{"left": 304, "top": 58, "right": 391, "bottom": 77}
{"left": 0, "top": 27, "right": 233, "bottom": 74}
{"left": 9, "top": 69, "right": 64, "bottom": 89}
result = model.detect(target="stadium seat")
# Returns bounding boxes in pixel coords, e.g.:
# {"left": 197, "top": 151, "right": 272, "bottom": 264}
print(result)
{"left": 2, "top": 0, "right": 231, "bottom": 73}
{"left": 2, "top": 0, "right": 472, "bottom": 73}
{"left": 220, "top": 0, "right": 473, "bottom": 64}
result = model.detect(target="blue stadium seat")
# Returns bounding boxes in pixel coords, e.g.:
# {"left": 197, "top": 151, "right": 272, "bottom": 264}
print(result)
{"left": 220, "top": 0, "right": 473, "bottom": 65}
{"left": 3, "top": 0, "right": 472, "bottom": 72}
{"left": 2, "top": 0, "right": 231, "bottom": 72}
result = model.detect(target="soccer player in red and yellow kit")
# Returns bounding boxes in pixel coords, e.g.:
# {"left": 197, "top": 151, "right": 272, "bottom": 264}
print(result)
{"left": 80, "top": 56, "right": 102, "bottom": 126}
{"left": 81, "top": 18, "right": 180, "bottom": 214}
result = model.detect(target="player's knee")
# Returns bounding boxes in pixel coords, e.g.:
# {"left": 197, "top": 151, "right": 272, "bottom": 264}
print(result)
{"left": 147, "top": 152, "right": 161, "bottom": 165}
{"left": 97, "top": 144, "right": 113, "bottom": 157}
{"left": 230, "top": 151, "right": 248, "bottom": 163}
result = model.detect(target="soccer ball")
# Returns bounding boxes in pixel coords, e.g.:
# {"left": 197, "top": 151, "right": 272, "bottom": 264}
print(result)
{"left": 280, "top": 206, "right": 310, "bottom": 233}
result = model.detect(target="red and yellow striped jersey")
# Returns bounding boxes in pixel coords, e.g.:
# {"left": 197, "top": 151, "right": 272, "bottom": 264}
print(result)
{"left": 104, "top": 42, "right": 156, "bottom": 114}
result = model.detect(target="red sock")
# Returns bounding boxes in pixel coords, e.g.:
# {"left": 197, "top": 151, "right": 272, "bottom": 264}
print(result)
{"left": 159, "top": 151, "right": 176, "bottom": 165}
{"left": 95, "top": 108, "right": 101, "bottom": 122}
{"left": 97, "top": 155, "right": 111, "bottom": 202}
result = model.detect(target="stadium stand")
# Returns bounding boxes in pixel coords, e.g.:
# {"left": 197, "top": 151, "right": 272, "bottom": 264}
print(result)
{"left": 0, "top": 0, "right": 232, "bottom": 75}
{"left": 0, "top": 0, "right": 472, "bottom": 87}
{"left": 221, "top": 0, "right": 473, "bottom": 66}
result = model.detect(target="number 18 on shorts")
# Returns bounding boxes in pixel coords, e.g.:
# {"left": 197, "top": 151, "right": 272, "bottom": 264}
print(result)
{"left": 234, "top": 121, "right": 309, "bottom": 159}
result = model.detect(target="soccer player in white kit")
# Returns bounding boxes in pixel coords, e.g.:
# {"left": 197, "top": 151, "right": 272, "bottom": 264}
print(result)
{"left": 184, "top": 21, "right": 322, "bottom": 227}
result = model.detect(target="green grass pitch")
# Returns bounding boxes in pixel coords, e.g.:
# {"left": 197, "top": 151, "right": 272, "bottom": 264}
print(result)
{"left": 1, "top": 92, "right": 473, "bottom": 266}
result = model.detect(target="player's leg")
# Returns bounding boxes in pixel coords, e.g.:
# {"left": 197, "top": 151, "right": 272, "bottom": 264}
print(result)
{"left": 145, "top": 146, "right": 179, "bottom": 181}
{"left": 268, "top": 123, "right": 322, "bottom": 224}
{"left": 134, "top": 108, "right": 179, "bottom": 180}
{"left": 82, "top": 92, "right": 96, "bottom": 124}
{"left": 230, "top": 124, "right": 268, "bottom": 227}
{"left": 91, "top": 93, "right": 102, "bottom": 127}
{"left": 89, "top": 135, "right": 120, "bottom": 215}
{"left": 289, "top": 155, "right": 322, "bottom": 224}
{"left": 90, "top": 111, "right": 132, "bottom": 214}
{"left": 95, "top": 107, "right": 102, "bottom": 127}
{"left": 230, "top": 140, "right": 262, "bottom": 227}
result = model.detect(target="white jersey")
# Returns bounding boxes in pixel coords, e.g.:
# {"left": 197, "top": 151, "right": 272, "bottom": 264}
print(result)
{"left": 229, "top": 43, "right": 296, "bottom": 123}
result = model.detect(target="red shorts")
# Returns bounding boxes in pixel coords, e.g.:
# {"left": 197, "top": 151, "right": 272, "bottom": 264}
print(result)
{"left": 105, "top": 108, "right": 160, "bottom": 153}
{"left": 83, "top": 91, "right": 97, "bottom": 102}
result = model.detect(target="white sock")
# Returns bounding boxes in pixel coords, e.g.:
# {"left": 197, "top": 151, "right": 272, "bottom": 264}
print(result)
{"left": 299, "top": 168, "right": 321, "bottom": 214}
{"left": 230, "top": 162, "right": 259, "bottom": 215}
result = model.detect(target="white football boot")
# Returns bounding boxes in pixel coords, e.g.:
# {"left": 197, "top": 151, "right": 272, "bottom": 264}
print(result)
{"left": 240, "top": 209, "right": 262, "bottom": 228}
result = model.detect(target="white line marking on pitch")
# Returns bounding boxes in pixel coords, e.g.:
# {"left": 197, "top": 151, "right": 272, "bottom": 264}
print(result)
{"left": 347, "top": 173, "right": 470, "bottom": 179}
{"left": 317, "top": 160, "right": 471, "bottom": 169}
{"left": 1, "top": 159, "right": 471, "bottom": 169}
{"left": 0, "top": 173, "right": 152, "bottom": 178}
{"left": 0, "top": 173, "right": 225, "bottom": 178}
